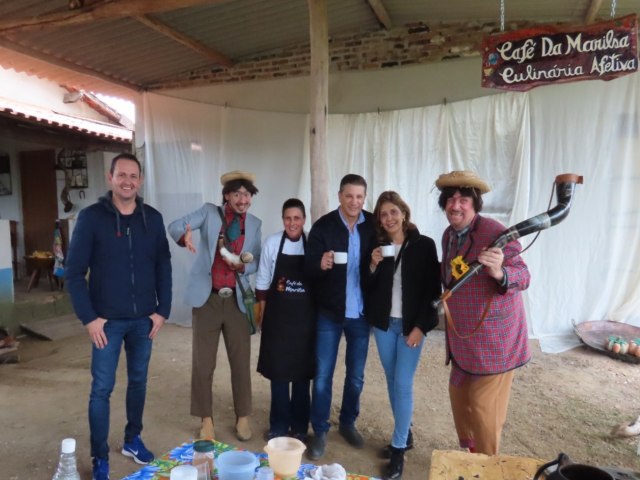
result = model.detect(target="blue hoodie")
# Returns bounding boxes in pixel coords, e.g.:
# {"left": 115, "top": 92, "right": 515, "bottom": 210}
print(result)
{"left": 65, "top": 192, "right": 172, "bottom": 324}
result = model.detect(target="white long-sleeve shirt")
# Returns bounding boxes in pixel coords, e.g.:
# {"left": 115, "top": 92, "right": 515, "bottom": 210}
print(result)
{"left": 256, "top": 230, "right": 306, "bottom": 291}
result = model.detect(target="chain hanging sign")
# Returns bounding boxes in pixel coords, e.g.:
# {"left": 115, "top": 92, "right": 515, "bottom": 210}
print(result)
{"left": 482, "top": 14, "right": 638, "bottom": 91}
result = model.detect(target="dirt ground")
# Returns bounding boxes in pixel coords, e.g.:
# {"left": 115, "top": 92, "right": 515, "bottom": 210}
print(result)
{"left": 1, "top": 322, "right": 639, "bottom": 480}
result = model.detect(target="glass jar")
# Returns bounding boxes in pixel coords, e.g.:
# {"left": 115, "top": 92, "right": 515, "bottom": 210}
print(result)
{"left": 192, "top": 440, "right": 215, "bottom": 480}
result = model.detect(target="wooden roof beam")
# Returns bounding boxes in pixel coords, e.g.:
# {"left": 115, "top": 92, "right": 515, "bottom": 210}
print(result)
{"left": 134, "top": 14, "right": 233, "bottom": 67}
{"left": 0, "top": 0, "right": 228, "bottom": 33}
{"left": 584, "top": 0, "right": 604, "bottom": 24}
{"left": 366, "top": 0, "right": 392, "bottom": 30}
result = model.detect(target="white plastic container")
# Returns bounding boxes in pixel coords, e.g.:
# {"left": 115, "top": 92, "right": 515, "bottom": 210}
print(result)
{"left": 170, "top": 465, "right": 198, "bottom": 480}
{"left": 264, "top": 437, "right": 306, "bottom": 478}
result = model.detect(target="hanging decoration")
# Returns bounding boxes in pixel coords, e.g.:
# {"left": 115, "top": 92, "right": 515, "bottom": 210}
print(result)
{"left": 481, "top": 14, "right": 638, "bottom": 91}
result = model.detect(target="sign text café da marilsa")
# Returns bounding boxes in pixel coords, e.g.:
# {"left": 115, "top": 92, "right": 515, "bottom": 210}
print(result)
{"left": 482, "top": 14, "right": 639, "bottom": 91}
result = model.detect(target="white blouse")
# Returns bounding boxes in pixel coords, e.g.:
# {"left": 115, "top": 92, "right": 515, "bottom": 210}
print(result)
{"left": 256, "top": 230, "right": 306, "bottom": 291}
{"left": 390, "top": 242, "right": 403, "bottom": 318}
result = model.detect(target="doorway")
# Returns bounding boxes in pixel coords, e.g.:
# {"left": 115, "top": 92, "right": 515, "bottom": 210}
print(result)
{"left": 19, "top": 149, "right": 58, "bottom": 260}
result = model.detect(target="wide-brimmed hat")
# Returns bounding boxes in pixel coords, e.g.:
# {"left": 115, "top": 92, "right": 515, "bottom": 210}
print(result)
{"left": 435, "top": 170, "right": 491, "bottom": 194}
{"left": 220, "top": 170, "right": 256, "bottom": 186}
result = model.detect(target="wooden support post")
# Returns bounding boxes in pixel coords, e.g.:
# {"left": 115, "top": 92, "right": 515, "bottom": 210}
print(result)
{"left": 584, "top": 0, "right": 604, "bottom": 24}
{"left": 308, "top": 0, "right": 329, "bottom": 222}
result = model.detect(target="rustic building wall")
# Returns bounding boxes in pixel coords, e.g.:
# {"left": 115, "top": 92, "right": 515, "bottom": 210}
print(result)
{"left": 151, "top": 21, "right": 534, "bottom": 90}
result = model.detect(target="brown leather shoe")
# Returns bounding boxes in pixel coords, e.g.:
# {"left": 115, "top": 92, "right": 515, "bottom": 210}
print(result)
{"left": 236, "top": 416, "right": 252, "bottom": 441}
{"left": 200, "top": 417, "right": 214, "bottom": 439}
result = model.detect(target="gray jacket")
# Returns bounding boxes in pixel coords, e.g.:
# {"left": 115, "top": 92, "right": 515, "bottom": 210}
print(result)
{"left": 167, "top": 203, "right": 261, "bottom": 312}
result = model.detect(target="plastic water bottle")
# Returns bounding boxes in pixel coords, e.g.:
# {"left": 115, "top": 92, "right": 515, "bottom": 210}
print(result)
{"left": 52, "top": 438, "right": 81, "bottom": 480}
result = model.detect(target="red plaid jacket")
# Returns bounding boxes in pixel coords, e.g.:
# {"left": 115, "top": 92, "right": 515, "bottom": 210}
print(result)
{"left": 441, "top": 214, "right": 531, "bottom": 375}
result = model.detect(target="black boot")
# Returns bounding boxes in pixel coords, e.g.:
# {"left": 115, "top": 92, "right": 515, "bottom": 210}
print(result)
{"left": 384, "top": 447, "right": 404, "bottom": 480}
{"left": 379, "top": 428, "right": 413, "bottom": 459}
{"left": 306, "top": 432, "right": 327, "bottom": 461}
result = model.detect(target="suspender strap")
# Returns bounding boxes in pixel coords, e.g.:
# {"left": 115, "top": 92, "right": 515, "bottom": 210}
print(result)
{"left": 443, "top": 295, "right": 494, "bottom": 340}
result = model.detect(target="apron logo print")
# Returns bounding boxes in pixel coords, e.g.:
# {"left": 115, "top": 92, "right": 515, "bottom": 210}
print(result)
{"left": 284, "top": 279, "right": 306, "bottom": 293}
{"left": 277, "top": 276, "right": 287, "bottom": 292}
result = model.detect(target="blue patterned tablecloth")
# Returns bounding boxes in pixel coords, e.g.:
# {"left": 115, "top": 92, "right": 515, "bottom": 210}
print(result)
{"left": 121, "top": 440, "right": 376, "bottom": 480}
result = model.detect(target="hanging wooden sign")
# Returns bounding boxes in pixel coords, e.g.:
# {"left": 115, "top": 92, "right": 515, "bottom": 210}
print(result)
{"left": 482, "top": 14, "right": 638, "bottom": 91}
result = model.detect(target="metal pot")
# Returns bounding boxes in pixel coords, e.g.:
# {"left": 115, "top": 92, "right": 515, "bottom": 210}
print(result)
{"left": 533, "top": 453, "right": 614, "bottom": 480}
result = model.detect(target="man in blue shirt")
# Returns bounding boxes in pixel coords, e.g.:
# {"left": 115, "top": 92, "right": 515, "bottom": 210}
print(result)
{"left": 304, "top": 174, "right": 376, "bottom": 460}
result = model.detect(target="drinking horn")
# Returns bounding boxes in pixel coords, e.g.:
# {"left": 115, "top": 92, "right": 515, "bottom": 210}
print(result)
{"left": 433, "top": 173, "right": 583, "bottom": 308}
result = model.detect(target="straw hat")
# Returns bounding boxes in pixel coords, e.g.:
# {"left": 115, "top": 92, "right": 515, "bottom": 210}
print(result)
{"left": 220, "top": 170, "right": 256, "bottom": 186}
{"left": 435, "top": 170, "right": 491, "bottom": 194}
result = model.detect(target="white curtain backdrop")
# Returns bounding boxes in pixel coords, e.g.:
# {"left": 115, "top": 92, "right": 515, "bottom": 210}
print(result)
{"left": 527, "top": 74, "right": 640, "bottom": 351}
{"left": 141, "top": 74, "right": 640, "bottom": 352}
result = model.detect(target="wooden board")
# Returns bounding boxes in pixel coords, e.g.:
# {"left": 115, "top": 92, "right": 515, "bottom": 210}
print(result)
{"left": 20, "top": 314, "right": 83, "bottom": 341}
{"left": 429, "top": 450, "right": 543, "bottom": 480}
{"left": 428, "top": 450, "right": 640, "bottom": 480}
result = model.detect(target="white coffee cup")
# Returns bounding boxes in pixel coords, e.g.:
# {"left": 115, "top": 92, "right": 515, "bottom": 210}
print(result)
{"left": 381, "top": 245, "right": 395, "bottom": 257}
{"left": 333, "top": 251, "right": 348, "bottom": 264}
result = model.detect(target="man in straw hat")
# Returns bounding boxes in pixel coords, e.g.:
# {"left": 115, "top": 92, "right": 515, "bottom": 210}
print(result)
{"left": 435, "top": 170, "right": 530, "bottom": 455}
{"left": 168, "top": 170, "right": 261, "bottom": 442}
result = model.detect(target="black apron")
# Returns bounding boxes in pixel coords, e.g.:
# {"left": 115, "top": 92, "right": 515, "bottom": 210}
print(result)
{"left": 257, "top": 232, "right": 315, "bottom": 382}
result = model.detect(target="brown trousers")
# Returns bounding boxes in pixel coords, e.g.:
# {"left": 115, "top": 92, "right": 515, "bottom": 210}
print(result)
{"left": 449, "top": 370, "right": 515, "bottom": 455}
{"left": 191, "top": 292, "right": 252, "bottom": 418}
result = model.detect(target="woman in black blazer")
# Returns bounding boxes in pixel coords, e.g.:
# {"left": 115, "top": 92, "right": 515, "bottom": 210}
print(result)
{"left": 364, "top": 191, "right": 441, "bottom": 480}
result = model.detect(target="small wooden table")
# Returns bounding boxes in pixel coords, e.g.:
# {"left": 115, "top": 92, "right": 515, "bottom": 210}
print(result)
{"left": 24, "top": 256, "right": 57, "bottom": 292}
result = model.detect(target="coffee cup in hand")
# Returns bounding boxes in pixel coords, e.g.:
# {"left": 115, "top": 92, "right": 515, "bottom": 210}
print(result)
{"left": 333, "top": 251, "right": 348, "bottom": 264}
{"left": 381, "top": 245, "right": 395, "bottom": 257}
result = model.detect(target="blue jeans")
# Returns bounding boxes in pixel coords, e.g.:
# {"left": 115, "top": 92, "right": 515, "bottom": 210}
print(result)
{"left": 373, "top": 317, "right": 424, "bottom": 448}
{"left": 89, "top": 317, "right": 153, "bottom": 459}
{"left": 310, "top": 312, "right": 370, "bottom": 433}
{"left": 270, "top": 380, "right": 311, "bottom": 436}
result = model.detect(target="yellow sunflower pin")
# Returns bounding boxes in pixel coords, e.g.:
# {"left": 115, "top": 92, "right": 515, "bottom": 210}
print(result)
{"left": 450, "top": 255, "right": 469, "bottom": 280}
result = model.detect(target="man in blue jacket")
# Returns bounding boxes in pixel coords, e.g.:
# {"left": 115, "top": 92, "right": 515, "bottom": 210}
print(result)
{"left": 65, "top": 153, "right": 172, "bottom": 480}
{"left": 304, "top": 174, "right": 376, "bottom": 460}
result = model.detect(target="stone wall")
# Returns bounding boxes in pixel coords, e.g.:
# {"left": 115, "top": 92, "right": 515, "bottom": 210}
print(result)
{"left": 151, "top": 21, "right": 535, "bottom": 90}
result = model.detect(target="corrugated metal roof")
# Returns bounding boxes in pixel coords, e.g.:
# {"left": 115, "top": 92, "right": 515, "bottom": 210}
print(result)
{"left": 0, "top": 95, "right": 133, "bottom": 143}
{"left": 387, "top": 0, "right": 640, "bottom": 24}
{"left": 0, "top": 0, "right": 638, "bottom": 99}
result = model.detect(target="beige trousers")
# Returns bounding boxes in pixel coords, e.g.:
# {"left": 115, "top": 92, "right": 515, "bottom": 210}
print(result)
{"left": 190, "top": 292, "right": 252, "bottom": 418}
{"left": 449, "top": 369, "right": 515, "bottom": 455}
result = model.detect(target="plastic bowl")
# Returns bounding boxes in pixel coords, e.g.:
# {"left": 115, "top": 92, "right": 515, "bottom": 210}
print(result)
{"left": 216, "top": 450, "right": 259, "bottom": 480}
{"left": 170, "top": 465, "right": 198, "bottom": 480}
{"left": 264, "top": 437, "right": 306, "bottom": 478}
